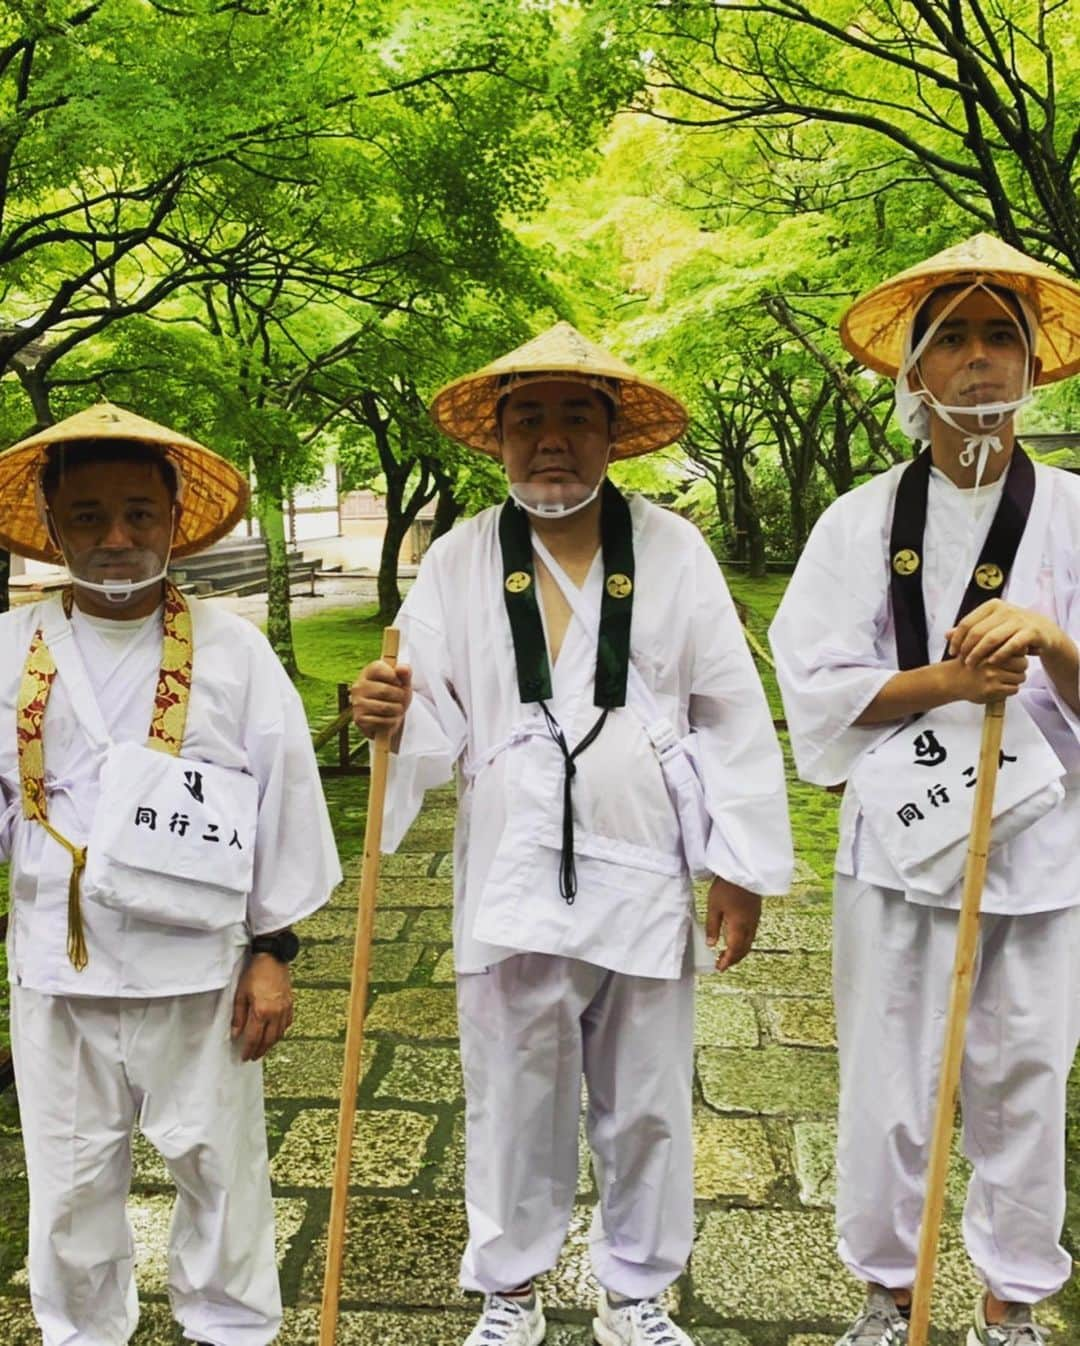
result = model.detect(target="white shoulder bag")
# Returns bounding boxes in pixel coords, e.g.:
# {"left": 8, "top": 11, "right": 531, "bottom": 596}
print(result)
{"left": 42, "top": 604, "right": 259, "bottom": 931}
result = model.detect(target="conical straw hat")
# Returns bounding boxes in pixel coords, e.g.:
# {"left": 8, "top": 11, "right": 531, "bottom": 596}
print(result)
{"left": 430, "top": 321, "right": 688, "bottom": 459}
{"left": 840, "top": 233, "right": 1080, "bottom": 384}
{"left": 0, "top": 403, "right": 249, "bottom": 564}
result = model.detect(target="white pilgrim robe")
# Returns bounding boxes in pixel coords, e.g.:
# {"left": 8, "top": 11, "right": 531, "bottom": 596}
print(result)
{"left": 0, "top": 593, "right": 340, "bottom": 1346}
{"left": 0, "top": 594, "right": 341, "bottom": 997}
{"left": 769, "top": 459, "right": 1080, "bottom": 915}
{"left": 384, "top": 493, "right": 793, "bottom": 979}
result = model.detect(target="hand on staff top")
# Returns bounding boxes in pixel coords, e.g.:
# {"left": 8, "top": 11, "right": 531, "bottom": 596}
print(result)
{"left": 947, "top": 598, "right": 1065, "bottom": 668}
{"left": 350, "top": 659, "right": 413, "bottom": 741}
{"left": 232, "top": 955, "right": 294, "bottom": 1062}
{"left": 705, "top": 877, "right": 762, "bottom": 973}
{"left": 940, "top": 649, "right": 1028, "bottom": 705}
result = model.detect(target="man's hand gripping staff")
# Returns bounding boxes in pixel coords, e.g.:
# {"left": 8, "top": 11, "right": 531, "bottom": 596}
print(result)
{"left": 350, "top": 658, "right": 413, "bottom": 741}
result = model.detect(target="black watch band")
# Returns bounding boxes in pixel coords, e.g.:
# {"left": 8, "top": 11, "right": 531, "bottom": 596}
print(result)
{"left": 250, "top": 929, "right": 300, "bottom": 964}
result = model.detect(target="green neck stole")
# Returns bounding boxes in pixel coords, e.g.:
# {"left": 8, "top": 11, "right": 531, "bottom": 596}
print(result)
{"left": 499, "top": 480, "right": 635, "bottom": 904}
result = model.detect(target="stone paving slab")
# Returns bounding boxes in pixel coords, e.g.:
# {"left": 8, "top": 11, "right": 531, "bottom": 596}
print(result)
{"left": 695, "top": 985, "right": 761, "bottom": 1047}
{"left": 698, "top": 1046, "right": 839, "bottom": 1118}
{"left": 764, "top": 998, "right": 836, "bottom": 1048}
{"left": 373, "top": 875, "right": 455, "bottom": 906}
{"left": 719, "top": 952, "right": 832, "bottom": 997}
{"left": 272, "top": 1107, "right": 437, "bottom": 1188}
{"left": 377, "top": 1044, "right": 463, "bottom": 1103}
{"left": 366, "top": 986, "right": 459, "bottom": 1039}
{"left": 693, "top": 1116, "right": 779, "bottom": 1204}
{"left": 296, "top": 938, "right": 425, "bottom": 984}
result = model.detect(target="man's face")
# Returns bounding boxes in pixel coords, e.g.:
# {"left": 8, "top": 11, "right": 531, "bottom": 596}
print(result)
{"left": 48, "top": 459, "right": 175, "bottom": 595}
{"left": 497, "top": 379, "right": 613, "bottom": 508}
{"left": 912, "top": 288, "right": 1034, "bottom": 419}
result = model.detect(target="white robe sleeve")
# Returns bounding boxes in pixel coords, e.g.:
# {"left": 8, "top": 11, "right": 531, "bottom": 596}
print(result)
{"left": 685, "top": 538, "right": 793, "bottom": 895}
{"left": 769, "top": 494, "right": 897, "bottom": 787}
{"left": 243, "top": 638, "right": 342, "bottom": 934}
{"left": 1019, "top": 541, "right": 1080, "bottom": 773}
{"left": 382, "top": 549, "right": 468, "bottom": 853}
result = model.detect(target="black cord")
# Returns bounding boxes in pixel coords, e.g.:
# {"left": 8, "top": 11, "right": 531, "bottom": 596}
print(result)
{"left": 540, "top": 701, "right": 609, "bottom": 904}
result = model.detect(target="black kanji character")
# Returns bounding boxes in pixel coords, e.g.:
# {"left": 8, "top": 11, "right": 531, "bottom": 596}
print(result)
{"left": 913, "top": 730, "right": 947, "bottom": 767}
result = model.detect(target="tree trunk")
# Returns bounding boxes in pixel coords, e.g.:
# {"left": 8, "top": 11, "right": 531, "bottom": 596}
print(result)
{"left": 377, "top": 514, "right": 411, "bottom": 624}
{"left": 746, "top": 512, "right": 767, "bottom": 579}
{"left": 729, "top": 456, "right": 766, "bottom": 577}
{"left": 258, "top": 495, "right": 298, "bottom": 679}
{"left": 789, "top": 485, "right": 809, "bottom": 556}
{"left": 431, "top": 484, "right": 462, "bottom": 542}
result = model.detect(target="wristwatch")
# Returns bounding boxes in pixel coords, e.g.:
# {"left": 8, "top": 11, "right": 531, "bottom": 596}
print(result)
{"left": 250, "top": 928, "right": 300, "bottom": 964}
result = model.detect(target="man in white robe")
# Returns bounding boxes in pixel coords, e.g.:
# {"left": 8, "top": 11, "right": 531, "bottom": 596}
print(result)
{"left": 0, "top": 405, "right": 341, "bottom": 1346}
{"left": 769, "top": 236, "right": 1080, "bottom": 1346}
{"left": 351, "top": 323, "right": 793, "bottom": 1346}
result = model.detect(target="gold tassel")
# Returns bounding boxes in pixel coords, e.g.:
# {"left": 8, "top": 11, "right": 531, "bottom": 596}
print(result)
{"left": 66, "top": 846, "right": 88, "bottom": 972}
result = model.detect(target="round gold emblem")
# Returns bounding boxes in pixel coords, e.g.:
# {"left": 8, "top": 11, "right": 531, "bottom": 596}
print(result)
{"left": 606, "top": 573, "right": 633, "bottom": 599}
{"left": 975, "top": 563, "right": 1004, "bottom": 591}
{"left": 505, "top": 571, "right": 531, "bottom": 594}
{"left": 892, "top": 549, "right": 920, "bottom": 576}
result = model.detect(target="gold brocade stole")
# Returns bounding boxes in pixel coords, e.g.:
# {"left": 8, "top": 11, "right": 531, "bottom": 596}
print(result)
{"left": 16, "top": 581, "right": 194, "bottom": 970}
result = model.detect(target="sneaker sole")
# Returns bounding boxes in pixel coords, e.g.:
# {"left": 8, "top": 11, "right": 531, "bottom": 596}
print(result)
{"left": 965, "top": 1333, "right": 983, "bottom": 1346}
{"left": 592, "top": 1319, "right": 625, "bottom": 1346}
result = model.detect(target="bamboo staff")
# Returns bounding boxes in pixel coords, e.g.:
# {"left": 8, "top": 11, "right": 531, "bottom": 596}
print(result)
{"left": 319, "top": 627, "right": 400, "bottom": 1346}
{"left": 908, "top": 698, "right": 1006, "bottom": 1346}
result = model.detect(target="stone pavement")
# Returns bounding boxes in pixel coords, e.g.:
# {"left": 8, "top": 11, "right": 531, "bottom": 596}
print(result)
{"left": 0, "top": 783, "right": 1077, "bottom": 1345}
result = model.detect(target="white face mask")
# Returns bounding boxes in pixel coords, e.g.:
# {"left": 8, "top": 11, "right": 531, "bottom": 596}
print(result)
{"left": 507, "top": 472, "right": 606, "bottom": 519}
{"left": 895, "top": 280, "right": 1037, "bottom": 485}
{"left": 62, "top": 544, "right": 171, "bottom": 605}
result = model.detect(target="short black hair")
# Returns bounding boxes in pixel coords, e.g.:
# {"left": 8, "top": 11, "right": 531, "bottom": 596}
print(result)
{"left": 912, "top": 282, "right": 1033, "bottom": 349}
{"left": 40, "top": 438, "right": 180, "bottom": 502}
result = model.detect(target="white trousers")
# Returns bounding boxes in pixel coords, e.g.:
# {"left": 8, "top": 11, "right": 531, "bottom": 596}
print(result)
{"left": 10, "top": 959, "right": 281, "bottom": 1346}
{"left": 833, "top": 877, "right": 1080, "bottom": 1303}
{"left": 456, "top": 951, "right": 695, "bottom": 1300}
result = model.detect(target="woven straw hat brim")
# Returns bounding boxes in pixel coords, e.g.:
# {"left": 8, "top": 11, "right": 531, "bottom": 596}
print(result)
{"left": 430, "top": 322, "right": 688, "bottom": 459}
{"left": 840, "top": 233, "right": 1080, "bottom": 384}
{"left": 0, "top": 404, "right": 248, "bottom": 564}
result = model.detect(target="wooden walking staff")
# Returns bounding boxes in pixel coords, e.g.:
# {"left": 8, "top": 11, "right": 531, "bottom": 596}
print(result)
{"left": 908, "top": 698, "right": 1006, "bottom": 1346}
{"left": 320, "top": 626, "right": 400, "bottom": 1346}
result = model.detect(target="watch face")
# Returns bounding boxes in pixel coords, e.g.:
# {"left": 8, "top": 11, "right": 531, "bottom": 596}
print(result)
{"left": 278, "top": 930, "right": 300, "bottom": 963}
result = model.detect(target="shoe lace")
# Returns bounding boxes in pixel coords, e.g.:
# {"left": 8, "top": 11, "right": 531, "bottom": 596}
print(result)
{"left": 476, "top": 1295, "right": 529, "bottom": 1343}
{"left": 634, "top": 1299, "right": 683, "bottom": 1344}
{"left": 986, "top": 1324, "right": 1048, "bottom": 1346}
{"left": 844, "top": 1302, "right": 904, "bottom": 1345}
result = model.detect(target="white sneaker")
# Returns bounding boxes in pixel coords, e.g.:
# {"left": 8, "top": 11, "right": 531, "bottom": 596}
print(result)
{"left": 464, "top": 1290, "right": 546, "bottom": 1345}
{"left": 967, "top": 1293, "right": 1049, "bottom": 1345}
{"left": 592, "top": 1288, "right": 694, "bottom": 1345}
{"left": 835, "top": 1286, "right": 909, "bottom": 1345}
